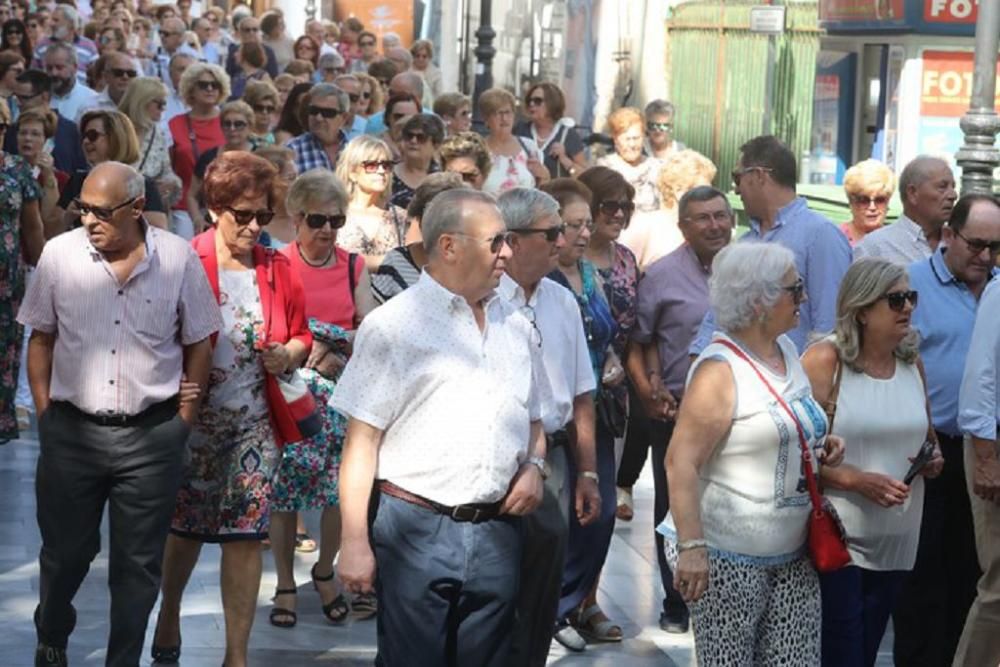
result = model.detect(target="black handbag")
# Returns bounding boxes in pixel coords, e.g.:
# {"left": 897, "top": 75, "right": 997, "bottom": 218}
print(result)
{"left": 595, "top": 388, "right": 627, "bottom": 437}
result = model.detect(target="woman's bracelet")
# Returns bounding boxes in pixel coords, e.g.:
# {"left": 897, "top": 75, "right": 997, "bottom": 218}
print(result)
{"left": 677, "top": 538, "right": 708, "bottom": 553}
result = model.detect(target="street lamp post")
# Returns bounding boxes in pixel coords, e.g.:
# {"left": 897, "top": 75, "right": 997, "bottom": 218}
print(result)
{"left": 956, "top": 0, "right": 1000, "bottom": 195}
{"left": 471, "top": 0, "right": 496, "bottom": 129}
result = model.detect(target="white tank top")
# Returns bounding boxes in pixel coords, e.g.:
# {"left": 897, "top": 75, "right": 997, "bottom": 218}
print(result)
{"left": 659, "top": 332, "right": 827, "bottom": 563}
{"left": 826, "top": 359, "right": 927, "bottom": 571}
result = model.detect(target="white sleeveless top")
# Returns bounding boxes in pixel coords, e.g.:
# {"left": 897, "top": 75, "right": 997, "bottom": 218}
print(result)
{"left": 658, "top": 332, "right": 827, "bottom": 564}
{"left": 826, "top": 359, "right": 927, "bottom": 571}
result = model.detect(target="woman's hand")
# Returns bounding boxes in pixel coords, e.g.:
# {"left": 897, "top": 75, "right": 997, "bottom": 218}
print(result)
{"left": 526, "top": 156, "right": 549, "bottom": 183}
{"left": 305, "top": 339, "right": 332, "bottom": 370}
{"left": 674, "top": 546, "right": 709, "bottom": 602}
{"left": 313, "top": 352, "right": 346, "bottom": 380}
{"left": 916, "top": 445, "right": 945, "bottom": 479}
{"left": 853, "top": 470, "right": 909, "bottom": 507}
{"left": 602, "top": 353, "right": 625, "bottom": 387}
{"left": 261, "top": 342, "right": 292, "bottom": 375}
{"left": 818, "top": 435, "right": 846, "bottom": 468}
{"left": 547, "top": 141, "right": 567, "bottom": 161}
{"left": 178, "top": 374, "right": 200, "bottom": 405}
{"left": 36, "top": 152, "right": 55, "bottom": 174}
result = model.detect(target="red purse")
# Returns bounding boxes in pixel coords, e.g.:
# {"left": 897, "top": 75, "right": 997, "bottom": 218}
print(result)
{"left": 717, "top": 339, "right": 851, "bottom": 573}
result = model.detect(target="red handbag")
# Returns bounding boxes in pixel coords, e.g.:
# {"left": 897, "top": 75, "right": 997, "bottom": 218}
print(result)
{"left": 717, "top": 339, "right": 851, "bottom": 573}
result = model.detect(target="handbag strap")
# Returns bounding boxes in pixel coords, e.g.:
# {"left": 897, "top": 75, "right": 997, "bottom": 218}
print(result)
{"left": 138, "top": 125, "right": 156, "bottom": 171}
{"left": 823, "top": 357, "right": 843, "bottom": 432}
{"left": 716, "top": 338, "right": 825, "bottom": 514}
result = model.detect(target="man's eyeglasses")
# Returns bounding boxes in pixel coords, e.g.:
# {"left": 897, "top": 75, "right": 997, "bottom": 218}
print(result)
{"left": 850, "top": 194, "right": 890, "bottom": 208}
{"left": 513, "top": 224, "right": 566, "bottom": 242}
{"left": 226, "top": 206, "right": 274, "bottom": 226}
{"left": 241, "top": 26, "right": 260, "bottom": 33}
{"left": 110, "top": 68, "right": 136, "bottom": 79}
{"left": 782, "top": 277, "right": 806, "bottom": 305}
{"left": 308, "top": 105, "right": 341, "bottom": 119}
{"left": 74, "top": 196, "right": 137, "bottom": 221}
{"left": 303, "top": 212, "right": 347, "bottom": 229}
{"left": 520, "top": 305, "right": 543, "bottom": 348}
{"left": 196, "top": 79, "right": 220, "bottom": 91}
{"left": 14, "top": 89, "right": 41, "bottom": 102}
{"left": 953, "top": 227, "right": 1000, "bottom": 255}
{"left": 402, "top": 131, "right": 429, "bottom": 143}
{"left": 685, "top": 210, "right": 732, "bottom": 225}
{"left": 880, "top": 289, "right": 918, "bottom": 312}
{"left": 732, "top": 166, "right": 773, "bottom": 188}
{"left": 222, "top": 119, "right": 247, "bottom": 130}
{"left": 597, "top": 200, "right": 635, "bottom": 217}
{"left": 158, "top": 30, "right": 180, "bottom": 37}
{"left": 452, "top": 230, "right": 511, "bottom": 254}
{"left": 361, "top": 159, "right": 396, "bottom": 173}
{"left": 647, "top": 121, "right": 673, "bottom": 132}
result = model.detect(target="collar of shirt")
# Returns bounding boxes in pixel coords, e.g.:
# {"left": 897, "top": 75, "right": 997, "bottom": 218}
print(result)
{"left": 682, "top": 243, "right": 712, "bottom": 275}
{"left": 897, "top": 213, "right": 929, "bottom": 246}
{"left": 748, "top": 196, "right": 807, "bottom": 235}
{"left": 928, "top": 245, "right": 999, "bottom": 287}
{"left": 497, "top": 271, "right": 539, "bottom": 308}
{"left": 417, "top": 270, "right": 501, "bottom": 319}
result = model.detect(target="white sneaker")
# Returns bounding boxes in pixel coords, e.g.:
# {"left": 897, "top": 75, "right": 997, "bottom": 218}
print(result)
{"left": 553, "top": 625, "right": 586, "bottom": 652}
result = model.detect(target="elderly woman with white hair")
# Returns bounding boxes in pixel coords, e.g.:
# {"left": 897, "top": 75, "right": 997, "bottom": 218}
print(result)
{"left": 802, "top": 257, "right": 941, "bottom": 666}
{"left": 661, "top": 241, "right": 845, "bottom": 665}
{"left": 841, "top": 159, "right": 895, "bottom": 246}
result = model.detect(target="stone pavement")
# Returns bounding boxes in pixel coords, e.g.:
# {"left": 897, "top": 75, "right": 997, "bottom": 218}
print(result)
{"left": 0, "top": 426, "right": 895, "bottom": 666}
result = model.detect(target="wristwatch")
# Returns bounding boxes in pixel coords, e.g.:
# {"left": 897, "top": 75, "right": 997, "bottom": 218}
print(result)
{"left": 526, "top": 455, "right": 550, "bottom": 480}
{"left": 579, "top": 471, "right": 599, "bottom": 483}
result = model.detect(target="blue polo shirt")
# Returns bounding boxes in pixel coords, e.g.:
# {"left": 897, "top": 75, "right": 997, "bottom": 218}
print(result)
{"left": 909, "top": 248, "right": 997, "bottom": 437}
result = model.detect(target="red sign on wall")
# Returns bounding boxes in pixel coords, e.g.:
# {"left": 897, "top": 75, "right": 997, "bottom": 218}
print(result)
{"left": 924, "top": 0, "right": 979, "bottom": 24}
{"left": 920, "top": 50, "right": 1000, "bottom": 117}
{"left": 819, "top": 0, "right": 904, "bottom": 21}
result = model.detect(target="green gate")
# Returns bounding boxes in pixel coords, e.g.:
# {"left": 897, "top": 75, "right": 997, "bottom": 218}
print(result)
{"left": 667, "top": 1, "right": 821, "bottom": 193}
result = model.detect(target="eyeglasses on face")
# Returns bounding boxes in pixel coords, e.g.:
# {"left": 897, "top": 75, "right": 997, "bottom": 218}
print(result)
{"left": 110, "top": 67, "right": 136, "bottom": 79}
{"left": 253, "top": 104, "right": 275, "bottom": 114}
{"left": 5, "top": 27, "right": 22, "bottom": 35}
{"left": 952, "top": 227, "right": 1000, "bottom": 255}
{"left": 74, "top": 196, "right": 137, "bottom": 221}
{"left": 452, "top": 230, "right": 511, "bottom": 254}
{"left": 196, "top": 79, "right": 220, "bottom": 91}
{"left": 880, "top": 289, "right": 918, "bottom": 312}
{"left": 308, "top": 105, "right": 341, "bottom": 119}
{"left": 513, "top": 224, "right": 566, "bottom": 242}
{"left": 81, "top": 128, "right": 106, "bottom": 143}
{"left": 597, "top": 200, "right": 635, "bottom": 217}
{"left": 402, "top": 131, "right": 429, "bottom": 143}
{"left": 15, "top": 89, "right": 41, "bottom": 102}
{"left": 563, "top": 217, "right": 594, "bottom": 231}
{"left": 520, "top": 305, "right": 543, "bottom": 348}
{"left": 782, "top": 278, "right": 806, "bottom": 305}
{"left": 685, "top": 210, "right": 732, "bottom": 225}
{"left": 526, "top": 96, "right": 545, "bottom": 107}
{"left": 346, "top": 93, "right": 360, "bottom": 103}
{"left": 221, "top": 119, "right": 247, "bottom": 130}
{"left": 449, "top": 169, "right": 480, "bottom": 184}
{"left": 732, "top": 166, "right": 773, "bottom": 188}
{"left": 359, "top": 40, "right": 375, "bottom": 47}
{"left": 158, "top": 30, "right": 180, "bottom": 37}
{"left": 850, "top": 194, "right": 889, "bottom": 208}
{"left": 226, "top": 206, "right": 274, "bottom": 226}
{"left": 303, "top": 212, "right": 347, "bottom": 229}
{"left": 361, "top": 91, "right": 371, "bottom": 100}
{"left": 361, "top": 159, "right": 396, "bottom": 173}
{"left": 647, "top": 121, "right": 673, "bottom": 132}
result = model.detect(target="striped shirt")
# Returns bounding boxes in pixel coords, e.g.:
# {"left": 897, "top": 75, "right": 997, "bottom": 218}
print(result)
{"left": 371, "top": 245, "right": 421, "bottom": 303}
{"left": 17, "top": 223, "right": 223, "bottom": 415}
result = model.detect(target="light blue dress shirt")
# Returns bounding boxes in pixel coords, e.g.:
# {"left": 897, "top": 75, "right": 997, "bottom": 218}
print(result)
{"left": 690, "top": 197, "right": 852, "bottom": 354}
{"left": 909, "top": 249, "right": 997, "bottom": 437}
{"left": 959, "top": 278, "right": 1000, "bottom": 440}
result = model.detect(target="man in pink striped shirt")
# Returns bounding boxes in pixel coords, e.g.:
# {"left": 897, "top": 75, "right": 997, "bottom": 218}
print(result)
{"left": 17, "top": 162, "right": 222, "bottom": 667}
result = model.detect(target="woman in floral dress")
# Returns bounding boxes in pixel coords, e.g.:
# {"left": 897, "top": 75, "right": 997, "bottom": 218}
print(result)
{"left": 153, "top": 152, "right": 311, "bottom": 666}
{"left": 0, "top": 97, "right": 45, "bottom": 444}
{"left": 269, "top": 169, "right": 377, "bottom": 628}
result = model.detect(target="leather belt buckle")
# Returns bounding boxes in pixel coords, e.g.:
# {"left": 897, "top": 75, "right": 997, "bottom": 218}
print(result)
{"left": 451, "top": 506, "right": 482, "bottom": 523}
{"left": 94, "top": 412, "right": 130, "bottom": 427}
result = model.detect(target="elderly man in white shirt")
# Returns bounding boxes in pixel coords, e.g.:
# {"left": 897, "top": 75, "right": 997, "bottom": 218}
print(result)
{"left": 496, "top": 187, "right": 601, "bottom": 665}
{"left": 333, "top": 189, "right": 548, "bottom": 667}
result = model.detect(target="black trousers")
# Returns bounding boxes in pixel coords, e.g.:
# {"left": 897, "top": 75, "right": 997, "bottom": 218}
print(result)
{"left": 34, "top": 400, "right": 188, "bottom": 667}
{"left": 893, "top": 433, "right": 980, "bottom": 666}
{"left": 372, "top": 493, "right": 522, "bottom": 667}
{"left": 649, "top": 419, "right": 687, "bottom": 617}
{"left": 617, "top": 381, "right": 651, "bottom": 488}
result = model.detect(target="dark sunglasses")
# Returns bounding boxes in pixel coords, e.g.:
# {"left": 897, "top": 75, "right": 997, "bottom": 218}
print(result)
{"left": 361, "top": 159, "right": 396, "bottom": 173}
{"left": 402, "top": 131, "right": 428, "bottom": 143}
{"left": 196, "top": 79, "right": 220, "bottom": 91}
{"left": 226, "top": 206, "right": 274, "bottom": 226}
{"left": 158, "top": 30, "right": 180, "bottom": 37}
{"left": 953, "top": 227, "right": 1000, "bottom": 255}
{"left": 152, "top": 99, "right": 167, "bottom": 109}
{"left": 74, "top": 196, "right": 137, "bottom": 221}
{"left": 514, "top": 224, "right": 566, "bottom": 242}
{"left": 454, "top": 230, "right": 511, "bottom": 254}
{"left": 732, "top": 166, "right": 773, "bottom": 187}
{"left": 376, "top": 78, "right": 391, "bottom": 87}
{"left": 647, "top": 121, "right": 672, "bottom": 132}
{"left": 526, "top": 96, "right": 545, "bottom": 107}
{"left": 253, "top": 104, "right": 276, "bottom": 114}
{"left": 308, "top": 105, "right": 341, "bottom": 119}
{"left": 598, "top": 200, "right": 635, "bottom": 217}
{"left": 14, "top": 90, "right": 40, "bottom": 102}
{"left": 359, "top": 40, "right": 375, "bottom": 47}
{"left": 881, "top": 289, "right": 918, "bottom": 312}
{"left": 361, "top": 91, "right": 371, "bottom": 100}
{"left": 222, "top": 119, "right": 247, "bottom": 130}
{"left": 111, "top": 68, "right": 137, "bottom": 79}
{"left": 851, "top": 195, "right": 889, "bottom": 208}
{"left": 304, "top": 212, "right": 347, "bottom": 229}
{"left": 347, "top": 93, "right": 360, "bottom": 103}
{"left": 81, "top": 128, "right": 105, "bottom": 143}
{"left": 5, "top": 28, "right": 22, "bottom": 35}
{"left": 782, "top": 278, "right": 806, "bottom": 305}
{"left": 451, "top": 169, "right": 480, "bottom": 184}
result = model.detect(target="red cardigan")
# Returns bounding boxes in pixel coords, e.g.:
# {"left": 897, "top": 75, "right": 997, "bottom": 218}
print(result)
{"left": 192, "top": 230, "right": 312, "bottom": 446}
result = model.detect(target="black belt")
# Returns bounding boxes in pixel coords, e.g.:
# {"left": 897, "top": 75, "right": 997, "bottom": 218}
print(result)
{"left": 378, "top": 481, "right": 503, "bottom": 523}
{"left": 54, "top": 395, "right": 179, "bottom": 428}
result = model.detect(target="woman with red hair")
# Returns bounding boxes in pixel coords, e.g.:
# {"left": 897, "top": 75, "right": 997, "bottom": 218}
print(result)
{"left": 152, "top": 151, "right": 312, "bottom": 667}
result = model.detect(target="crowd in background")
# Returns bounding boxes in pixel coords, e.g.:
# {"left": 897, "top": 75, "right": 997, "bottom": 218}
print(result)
{"left": 2, "top": 3, "right": 1000, "bottom": 667}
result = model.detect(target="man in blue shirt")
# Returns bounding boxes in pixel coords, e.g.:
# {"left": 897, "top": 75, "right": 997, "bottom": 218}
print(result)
{"left": 896, "top": 193, "right": 1000, "bottom": 666}
{"left": 690, "top": 135, "right": 851, "bottom": 354}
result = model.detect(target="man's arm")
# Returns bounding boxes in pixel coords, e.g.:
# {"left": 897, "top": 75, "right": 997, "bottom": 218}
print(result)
{"left": 960, "top": 283, "right": 1000, "bottom": 502}
{"left": 27, "top": 330, "right": 55, "bottom": 415}
{"left": 338, "top": 418, "right": 383, "bottom": 594}
{"left": 501, "top": 419, "right": 545, "bottom": 516}
{"left": 178, "top": 338, "right": 213, "bottom": 424}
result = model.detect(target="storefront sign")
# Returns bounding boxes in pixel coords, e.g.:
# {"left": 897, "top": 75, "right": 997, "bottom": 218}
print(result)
{"left": 818, "top": 0, "right": 905, "bottom": 22}
{"left": 819, "top": 0, "right": 976, "bottom": 34}
{"left": 335, "top": 0, "right": 414, "bottom": 43}
{"left": 920, "top": 50, "right": 1000, "bottom": 117}
{"left": 923, "top": 0, "right": 978, "bottom": 24}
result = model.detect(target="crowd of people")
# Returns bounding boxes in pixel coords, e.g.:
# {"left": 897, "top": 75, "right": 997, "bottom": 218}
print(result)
{"left": 2, "top": 3, "right": 1000, "bottom": 667}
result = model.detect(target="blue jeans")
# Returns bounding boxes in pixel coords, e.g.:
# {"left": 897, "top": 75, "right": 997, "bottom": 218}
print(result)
{"left": 821, "top": 565, "right": 907, "bottom": 667}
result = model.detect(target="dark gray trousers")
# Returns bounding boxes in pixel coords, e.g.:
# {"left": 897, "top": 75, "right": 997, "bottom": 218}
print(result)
{"left": 34, "top": 401, "right": 188, "bottom": 667}
{"left": 372, "top": 493, "right": 522, "bottom": 667}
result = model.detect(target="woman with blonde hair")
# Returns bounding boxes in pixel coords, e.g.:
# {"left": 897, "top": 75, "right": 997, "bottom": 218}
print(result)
{"left": 355, "top": 72, "right": 382, "bottom": 117}
{"left": 619, "top": 149, "right": 717, "bottom": 271}
{"left": 841, "top": 159, "right": 895, "bottom": 245}
{"left": 335, "top": 134, "right": 407, "bottom": 270}
{"left": 597, "top": 106, "right": 662, "bottom": 213}
{"left": 243, "top": 79, "right": 279, "bottom": 145}
{"left": 118, "top": 76, "right": 181, "bottom": 207}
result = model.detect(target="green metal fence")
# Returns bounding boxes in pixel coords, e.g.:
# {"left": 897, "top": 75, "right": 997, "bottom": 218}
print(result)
{"left": 667, "top": 1, "right": 821, "bottom": 193}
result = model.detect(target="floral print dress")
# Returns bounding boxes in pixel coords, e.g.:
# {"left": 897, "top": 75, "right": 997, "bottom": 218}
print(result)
{"left": 170, "top": 269, "right": 280, "bottom": 542}
{"left": 338, "top": 206, "right": 407, "bottom": 258}
{"left": 0, "top": 153, "right": 41, "bottom": 441}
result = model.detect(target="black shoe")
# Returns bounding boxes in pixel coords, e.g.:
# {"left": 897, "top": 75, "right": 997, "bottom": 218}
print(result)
{"left": 151, "top": 639, "right": 181, "bottom": 663}
{"left": 35, "top": 643, "right": 68, "bottom": 667}
{"left": 659, "top": 608, "right": 690, "bottom": 634}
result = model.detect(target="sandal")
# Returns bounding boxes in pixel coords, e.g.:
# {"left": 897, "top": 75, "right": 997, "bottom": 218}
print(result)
{"left": 615, "top": 487, "right": 634, "bottom": 522}
{"left": 295, "top": 532, "right": 318, "bottom": 553}
{"left": 269, "top": 587, "right": 298, "bottom": 628}
{"left": 311, "top": 563, "right": 349, "bottom": 624}
{"left": 351, "top": 592, "right": 378, "bottom": 620}
{"left": 151, "top": 616, "right": 181, "bottom": 663}
{"left": 571, "top": 604, "right": 622, "bottom": 643}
